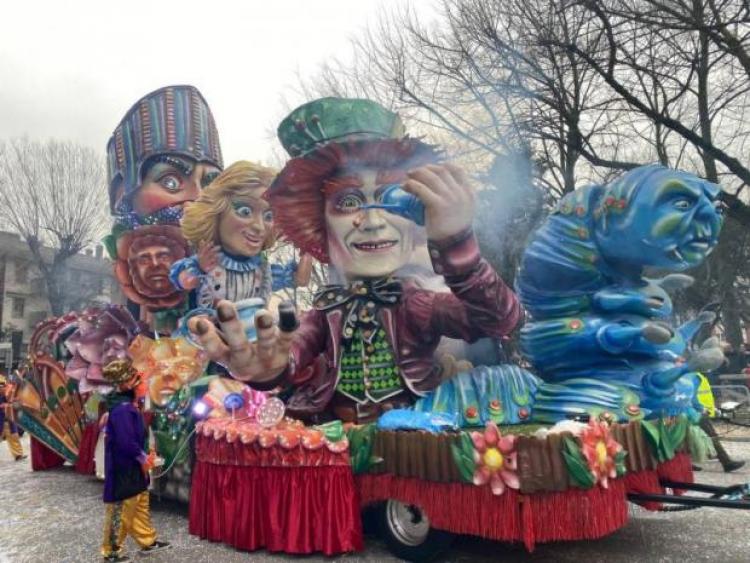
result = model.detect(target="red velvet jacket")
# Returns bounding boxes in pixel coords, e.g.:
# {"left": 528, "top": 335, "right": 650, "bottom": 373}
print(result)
{"left": 263, "top": 228, "right": 522, "bottom": 415}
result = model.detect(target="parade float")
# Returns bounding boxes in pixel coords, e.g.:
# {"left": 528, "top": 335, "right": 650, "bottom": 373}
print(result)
{"left": 10, "top": 92, "right": 750, "bottom": 562}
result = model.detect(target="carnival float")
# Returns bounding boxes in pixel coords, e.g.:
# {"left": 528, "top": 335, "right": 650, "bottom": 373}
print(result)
{"left": 8, "top": 87, "right": 750, "bottom": 562}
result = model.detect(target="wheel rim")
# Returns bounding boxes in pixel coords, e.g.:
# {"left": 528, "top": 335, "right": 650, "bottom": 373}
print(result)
{"left": 385, "top": 500, "right": 431, "bottom": 546}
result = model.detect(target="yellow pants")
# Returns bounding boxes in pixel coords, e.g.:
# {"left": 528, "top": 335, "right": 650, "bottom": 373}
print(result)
{"left": 101, "top": 491, "right": 157, "bottom": 557}
{"left": 1, "top": 422, "right": 23, "bottom": 459}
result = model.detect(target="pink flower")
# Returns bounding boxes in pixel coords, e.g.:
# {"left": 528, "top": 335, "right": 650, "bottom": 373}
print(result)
{"left": 64, "top": 306, "right": 142, "bottom": 393}
{"left": 470, "top": 422, "right": 520, "bottom": 495}
{"left": 580, "top": 419, "right": 623, "bottom": 489}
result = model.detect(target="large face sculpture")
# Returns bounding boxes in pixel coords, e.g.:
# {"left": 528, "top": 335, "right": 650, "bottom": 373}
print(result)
{"left": 218, "top": 188, "right": 274, "bottom": 257}
{"left": 595, "top": 168, "right": 723, "bottom": 271}
{"left": 107, "top": 85, "right": 223, "bottom": 225}
{"left": 129, "top": 154, "right": 221, "bottom": 219}
{"left": 324, "top": 168, "right": 416, "bottom": 280}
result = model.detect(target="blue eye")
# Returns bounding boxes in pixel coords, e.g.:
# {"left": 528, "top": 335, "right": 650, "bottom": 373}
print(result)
{"left": 233, "top": 204, "right": 253, "bottom": 218}
{"left": 263, "top": 210, "right": 274, "bottom": 222}
{"left": 159, "top": 174, "right": 182, "bottom": 192}
{"left": 201, "top": 171, "right": 219, "bottom": 188}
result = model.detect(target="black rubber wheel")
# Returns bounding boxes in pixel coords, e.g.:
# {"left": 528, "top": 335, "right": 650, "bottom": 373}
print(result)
{"left": 377, "top": 500, "right": 455, "bottom": 562}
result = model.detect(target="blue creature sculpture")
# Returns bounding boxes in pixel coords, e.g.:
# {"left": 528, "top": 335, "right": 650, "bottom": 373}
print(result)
{"left": 414, "top": 365, "right": 541, "bottom": 426}
{"left": 516, "top": 165, "right": 724, "bottom": 423}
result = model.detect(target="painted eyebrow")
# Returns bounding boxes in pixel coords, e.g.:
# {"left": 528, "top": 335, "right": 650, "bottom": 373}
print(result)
{"left": 232, "top": 197, "right": 268, "bottom": 208}
{"left": 332, "top": 188, "right": 365, "bottom": 201}
{"left": 655, "top": 180, "right": 702, "bottom": 201}
{"left": 151, "top": 155, "right": 194, "bottom": 176}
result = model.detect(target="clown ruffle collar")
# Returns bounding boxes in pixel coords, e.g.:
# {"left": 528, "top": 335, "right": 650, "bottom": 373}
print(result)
{"left": 219, "top": 251, "right": 264, "bottom": 273}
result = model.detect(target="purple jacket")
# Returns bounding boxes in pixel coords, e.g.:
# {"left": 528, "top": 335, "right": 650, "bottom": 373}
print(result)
{"left": 261, "top": 229, "right": 523, "bottom": 415}
{"left": 103, "top": 402, "right": 149, "bottom": 503}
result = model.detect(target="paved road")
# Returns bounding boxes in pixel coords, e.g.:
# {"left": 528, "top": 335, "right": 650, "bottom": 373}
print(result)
{"left": 1, "top": 435, "right": 749, "bottom": 563}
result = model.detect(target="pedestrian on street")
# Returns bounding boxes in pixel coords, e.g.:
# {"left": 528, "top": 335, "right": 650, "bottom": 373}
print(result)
{"left": 0, "top": 373, "right": 26, "bottom": 461}
{"left": 695, "top": 372, "right": 744, "bottom": 473}
{"left": 100, "top": 360, "right": 170, "bottom": 562}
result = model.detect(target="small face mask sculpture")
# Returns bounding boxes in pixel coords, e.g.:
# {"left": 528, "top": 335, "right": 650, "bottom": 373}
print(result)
{"left": 115, "top": 226, "right": 190, "bottom": 310}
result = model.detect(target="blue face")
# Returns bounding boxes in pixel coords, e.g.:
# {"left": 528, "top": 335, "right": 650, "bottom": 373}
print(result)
{"left": 596, "top": 168, "right": 723, "bottom": 271}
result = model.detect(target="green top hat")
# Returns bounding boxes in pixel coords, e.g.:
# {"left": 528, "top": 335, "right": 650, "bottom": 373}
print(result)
{"left": 278, "top": 97, "right": 406, "bottom": 157}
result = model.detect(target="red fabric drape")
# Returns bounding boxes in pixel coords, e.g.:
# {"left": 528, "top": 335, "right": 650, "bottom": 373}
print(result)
{"left": 30, "top": 437, "right": 65, "bottom": 471}
{"left": 624, "top": 453, "right": 694, "bottom": 511}
{"left": 189, "top": 461, "right": 363, "bottom": 555}
{"left": 357, "top": 474, "right": 629, "bottom": 552}
{"left": 74, "top": 422, "right": 99, "bottom": 475}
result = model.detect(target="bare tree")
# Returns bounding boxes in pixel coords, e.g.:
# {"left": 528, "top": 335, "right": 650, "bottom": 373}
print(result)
{"left": 0, "top": 138, "right": 109, "bottom": 316}
{"left": 296, "top": 0, "right": 750, "bottom": 350}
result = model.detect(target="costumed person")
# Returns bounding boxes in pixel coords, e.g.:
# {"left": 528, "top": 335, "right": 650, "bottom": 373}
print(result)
{"left": 0, "top": 374, "right": 26, "bottom": 461}
{"left": 188, "top": 97, "right": 522, "bottom": 423}
{"left": 694, "top": 372, "right": 744, "bottom": 472}
{"left": 100, "top": 360, "right": 170, "bottom": 562}
{"left": 104, "top": 85, "right": 224, "bottom": 332}
{"left": 169, "top": 160, "right": 313, "bottom": 308}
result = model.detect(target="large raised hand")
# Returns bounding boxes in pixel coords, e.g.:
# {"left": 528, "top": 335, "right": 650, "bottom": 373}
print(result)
{"left": 188, "top": 300, "right": 296, "bottom": 383}
{"left": 403, "top": 163, "right": 475, "bottom": 240}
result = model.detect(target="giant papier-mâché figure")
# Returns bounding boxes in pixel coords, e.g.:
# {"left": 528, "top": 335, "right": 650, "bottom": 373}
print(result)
{"left": 516, "top": 164, "right": 725, "bottom": 422}
{"left": 104, "top": 85, "right": 224, "bottom": 323}
{"left": 169, "top": 160, "right": 312, "bottom": 310}
{"left": 188, "top": 97, "right": 523, "bottom": 424}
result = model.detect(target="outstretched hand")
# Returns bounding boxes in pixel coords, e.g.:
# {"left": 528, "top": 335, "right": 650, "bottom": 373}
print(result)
{"left": 187, "top": 300, "right": 296, "bottom": 383}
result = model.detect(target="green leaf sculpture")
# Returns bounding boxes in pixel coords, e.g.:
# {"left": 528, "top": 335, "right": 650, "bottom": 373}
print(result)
{"left": 345, "top": 424, "right": 381, "bottom": 474}
{"left": 561, "top": 435, "right": 596, "bottom": 489}
{"left": 450, "top": 432, "right": 476, "bottom": 483}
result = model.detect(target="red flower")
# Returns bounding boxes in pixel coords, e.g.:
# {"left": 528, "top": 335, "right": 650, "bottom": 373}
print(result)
{"left": 470, "top": 422, "right": 519, "bottom": 495}
{"left": 580, "top": 419, "right": 623, "bottom": 488}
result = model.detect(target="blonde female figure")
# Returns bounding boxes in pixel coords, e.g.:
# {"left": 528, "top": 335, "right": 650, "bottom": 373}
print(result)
{"left": 169, "top": 161, "right": 311, "bottom": 308}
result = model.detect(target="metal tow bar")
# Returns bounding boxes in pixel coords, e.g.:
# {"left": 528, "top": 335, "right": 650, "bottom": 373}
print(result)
{"left": 627, "top": 480, "right": 750, "bottom": 510}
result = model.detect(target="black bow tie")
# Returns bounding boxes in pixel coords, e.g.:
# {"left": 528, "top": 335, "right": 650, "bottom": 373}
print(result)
{"left": 313, "top": 278, "right": 402, "bottom": 311}
{"left": 313, "top": 279, "right": 402, "bottom": 344}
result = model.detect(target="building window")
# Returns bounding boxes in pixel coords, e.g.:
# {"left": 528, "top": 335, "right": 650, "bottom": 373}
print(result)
{"left": 11, "top": 297, "right": 25, "bottom": 319}
{"left": 15, "top": 260, "right": 28, "bottom": 284}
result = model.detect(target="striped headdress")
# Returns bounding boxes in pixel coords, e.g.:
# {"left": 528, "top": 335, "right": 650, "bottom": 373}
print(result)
{"left": 106, "top": 85, "right": 223, "bottom": 213}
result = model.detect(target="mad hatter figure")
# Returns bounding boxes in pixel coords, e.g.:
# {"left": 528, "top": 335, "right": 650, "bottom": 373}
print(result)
{"left": 104, "top": 85, "right": 224, "bottom": 327}
{"left": 189, "top": 97, "right": 522, "bottom": 423}
{"left": 169, "top": 160, "right": 312, "bottom": 308}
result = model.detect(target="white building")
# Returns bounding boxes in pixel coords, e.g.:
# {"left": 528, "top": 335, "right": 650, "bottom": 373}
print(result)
{"left": 0, "top": 230, "right": 124, "bottom": 362}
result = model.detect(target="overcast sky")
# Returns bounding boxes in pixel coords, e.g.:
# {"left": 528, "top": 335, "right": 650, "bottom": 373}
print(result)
{"left": 1, "top": 0, "right": 434, "bottom": 164}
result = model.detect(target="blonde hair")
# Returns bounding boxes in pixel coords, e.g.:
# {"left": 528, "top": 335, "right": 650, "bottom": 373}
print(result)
{"left": 181, "top": 160, "right": 278, "bottom": 249}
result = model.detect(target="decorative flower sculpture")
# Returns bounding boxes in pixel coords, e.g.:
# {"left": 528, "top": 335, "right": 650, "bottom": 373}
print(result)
{"left": 64, "top": 306, "right": 143, "bottom": 393}
{"left": 580, "top": 419, "right": 623, "bottom": 488}
{"left": 470, "top": 422, "right": 519, "bottom": 495}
